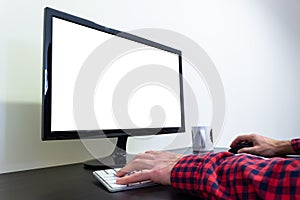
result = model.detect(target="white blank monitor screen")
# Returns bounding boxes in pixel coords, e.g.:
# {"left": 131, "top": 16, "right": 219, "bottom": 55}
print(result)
{"left": 43, "top": 8, "right": 184, "bottom": 139}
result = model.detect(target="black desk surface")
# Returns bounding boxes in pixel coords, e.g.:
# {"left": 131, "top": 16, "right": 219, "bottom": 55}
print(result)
{"left": 0, "top": 148, "right": 227, "bottom": 200}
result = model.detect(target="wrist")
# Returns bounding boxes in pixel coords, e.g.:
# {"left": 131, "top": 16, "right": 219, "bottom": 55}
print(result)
{"left": 275, "top": 140, "right": 295, "bottom": 155}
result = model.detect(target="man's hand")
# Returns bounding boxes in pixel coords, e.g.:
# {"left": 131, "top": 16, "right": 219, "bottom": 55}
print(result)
{"left": 230, "top": 133, "right": 295, "bottom": 157}
{"left": 116, "top": 151, "right": 183, "bottom": 185}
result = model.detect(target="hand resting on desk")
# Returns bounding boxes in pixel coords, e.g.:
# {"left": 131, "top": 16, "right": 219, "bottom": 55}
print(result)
{"left": 230, "top": 133, "right": 298, "bottom": 157}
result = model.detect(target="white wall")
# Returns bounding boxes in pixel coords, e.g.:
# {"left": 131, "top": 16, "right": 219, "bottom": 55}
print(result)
{"left": 1, "top": 0, "right": 300, "bottom": 173}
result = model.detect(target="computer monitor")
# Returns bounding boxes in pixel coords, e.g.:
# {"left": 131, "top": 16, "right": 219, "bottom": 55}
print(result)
{"left": 42, "top": 7, "right": 185, "bottom": 169}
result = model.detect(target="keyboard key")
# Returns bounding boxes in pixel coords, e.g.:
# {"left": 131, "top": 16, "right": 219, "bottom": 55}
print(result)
{"left": 105, "top": 169, "right": 116, "bottom": 175}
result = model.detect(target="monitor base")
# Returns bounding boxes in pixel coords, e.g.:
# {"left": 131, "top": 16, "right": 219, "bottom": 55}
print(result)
{"left": 83, "top": 152, "right": 135, "bottom": 170}
{"left": 83, "top": 135, "right": 134, "bottom": 170}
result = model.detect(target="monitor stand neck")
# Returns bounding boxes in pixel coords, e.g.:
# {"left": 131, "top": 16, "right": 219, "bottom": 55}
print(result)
{"left": 83, "top": 135, "right": 133, "bottom": 170}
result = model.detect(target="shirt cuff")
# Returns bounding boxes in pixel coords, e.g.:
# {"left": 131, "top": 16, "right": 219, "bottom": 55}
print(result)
{"left": 170, "top": 152, "right": 232, "bottom": 192}
{"left": 291, "top": 138, "right": 300, "bottom": 153}
{"left": 170, "top": 154, "right": 203, "bottom": 191}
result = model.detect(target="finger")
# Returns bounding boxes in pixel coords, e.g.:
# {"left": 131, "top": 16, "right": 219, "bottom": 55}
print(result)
{"left": 230, "top": 134, "right": 252, "bottom": 147}
{"left": 145, "top": 150, "right": 159, "bottom": 154}
{"left": 116, "top": 170, "right": 151, "bottom": 185}
{"left": 116, "top": 152, "right": 156, "bottom": 177}
{"left": 116, "top": 159, "right": 154, "bottom": 177}
{"left": 237, "top": 146, "right": 257, "bottom": 154}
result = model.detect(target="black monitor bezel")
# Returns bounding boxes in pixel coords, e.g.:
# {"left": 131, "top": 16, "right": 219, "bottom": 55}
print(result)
{"left": 42, "top": 7, "right": 185, "bottom": 140}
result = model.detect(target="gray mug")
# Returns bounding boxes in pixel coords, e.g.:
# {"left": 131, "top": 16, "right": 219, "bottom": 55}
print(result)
{"left": 192, "top": 126, "right": 214, "bottom": 152}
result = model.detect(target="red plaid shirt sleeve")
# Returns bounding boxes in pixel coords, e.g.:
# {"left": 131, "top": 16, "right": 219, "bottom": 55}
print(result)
{"left": 171, "top": 151, "right": 300, "bottom": 199}
{"left": 291, "top": 138, "right": 300, "bottom": 153}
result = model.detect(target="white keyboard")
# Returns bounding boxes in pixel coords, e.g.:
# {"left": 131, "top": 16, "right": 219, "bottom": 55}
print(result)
{"left": 93, "top": 168, "right": 158, "bottom": 192}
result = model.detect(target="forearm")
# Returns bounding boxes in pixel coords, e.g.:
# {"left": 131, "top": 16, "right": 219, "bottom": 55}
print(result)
{"left": 274, "top": 140, "right": 296, "bottom": 155}
{"left": 275, "top": 138, "right": 300, "bottom": 155}
{"left": 171, "top": 152, "right": 300, "bottom": 199}
{"left": 171, "top": 152, "right": 234, "bottom": 199}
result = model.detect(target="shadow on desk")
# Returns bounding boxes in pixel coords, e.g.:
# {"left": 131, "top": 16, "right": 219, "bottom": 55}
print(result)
{"left": 0, "top": 161, "right": 206, "bottom": 200}
{"left": 92, "top": 181, "right": 201, "bottom": 200}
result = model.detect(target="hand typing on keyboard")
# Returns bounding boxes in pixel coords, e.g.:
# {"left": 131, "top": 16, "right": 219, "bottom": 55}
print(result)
{"left": 116, "top": 150, "right": 184, "bottom": 186}
{"left": 93, "top": 168, "right": 157, "bottom": 192}
{"left": 93, "top": 151, "right": 183, "bottom": 192}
